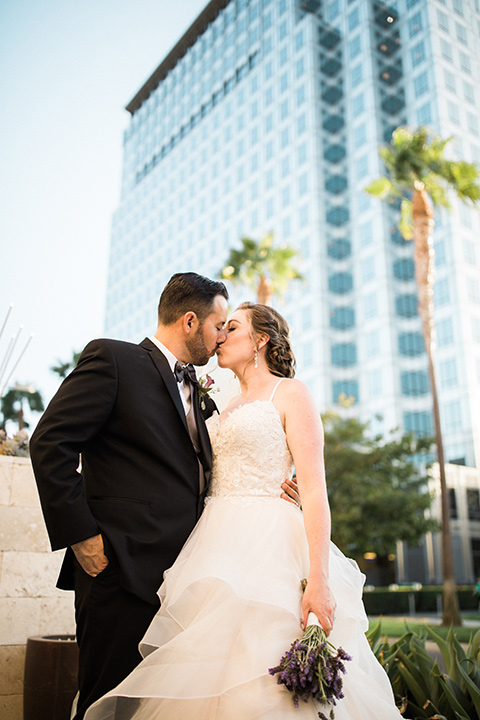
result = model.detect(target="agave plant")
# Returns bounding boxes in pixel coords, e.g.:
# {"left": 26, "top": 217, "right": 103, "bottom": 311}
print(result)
{"left": 367, "top": 621, "right": 480, "bottom": 719}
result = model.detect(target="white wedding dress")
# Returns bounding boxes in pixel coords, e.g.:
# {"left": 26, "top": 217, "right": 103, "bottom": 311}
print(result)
{"left": 85, "top": 382, "right": 403, "bottom": 719}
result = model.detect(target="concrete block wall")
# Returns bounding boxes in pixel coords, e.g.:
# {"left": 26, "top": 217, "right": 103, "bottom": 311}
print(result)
{"left": 0, "top": 456, "right": 75, "bottom": 719}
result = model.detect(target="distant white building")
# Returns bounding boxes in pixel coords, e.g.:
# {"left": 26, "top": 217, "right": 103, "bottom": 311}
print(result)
{"left": 105, "top": 0, "right": 480, "bottom": 582}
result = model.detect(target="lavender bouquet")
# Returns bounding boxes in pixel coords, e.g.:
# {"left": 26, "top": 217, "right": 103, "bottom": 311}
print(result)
{"left": 268, "top": 609, "right": 352, "bottom": 720}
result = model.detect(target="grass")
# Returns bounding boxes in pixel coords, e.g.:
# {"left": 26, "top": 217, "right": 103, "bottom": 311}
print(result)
{"left": 368, "top": 615, "right": 480, "bottom": 643}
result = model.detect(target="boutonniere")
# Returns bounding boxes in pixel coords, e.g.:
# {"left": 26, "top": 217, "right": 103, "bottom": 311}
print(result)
{"left": 197, "top": 374, "right": 218, "bottom": 409}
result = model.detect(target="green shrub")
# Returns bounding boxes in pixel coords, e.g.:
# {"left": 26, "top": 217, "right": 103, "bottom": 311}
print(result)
{"left": 367, "top": 622, "right": 480, "bottom": 718}
{"left": 363, "top": 585, "right": 478, "bottom": 616}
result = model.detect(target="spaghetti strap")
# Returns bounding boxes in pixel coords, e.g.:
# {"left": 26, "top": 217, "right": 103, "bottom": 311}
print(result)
{"left": 268, "top": 378, "right": 284, "bottom": 403}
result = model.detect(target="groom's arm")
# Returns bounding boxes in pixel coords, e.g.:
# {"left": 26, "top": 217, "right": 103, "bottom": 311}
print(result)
{"left": 30, "top": 339, "right": 117, "bottom": 553}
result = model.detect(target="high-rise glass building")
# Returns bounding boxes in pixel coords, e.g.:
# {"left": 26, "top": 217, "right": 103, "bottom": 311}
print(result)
{"left": 105, "top": 0, "right": 480, "bottom": 576}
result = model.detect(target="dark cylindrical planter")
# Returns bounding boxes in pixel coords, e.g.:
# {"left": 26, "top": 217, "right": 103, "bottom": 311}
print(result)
{"left": 24, "top": 635, "right": 79, "bottom": 720}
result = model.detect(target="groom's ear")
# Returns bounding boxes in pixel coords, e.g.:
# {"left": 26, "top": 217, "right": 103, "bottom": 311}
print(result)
{"left": 182, "top": 311, "right": 199, "bottom": 335}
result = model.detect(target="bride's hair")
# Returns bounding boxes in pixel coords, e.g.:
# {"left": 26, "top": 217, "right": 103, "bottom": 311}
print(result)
{"left": 237, "top": 302, "right": 296, "bottom": 378}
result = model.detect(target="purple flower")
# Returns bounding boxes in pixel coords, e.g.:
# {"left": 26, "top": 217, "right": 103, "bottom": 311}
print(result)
{"left": 268, "top": 624, "right": 352, "bottom": 719}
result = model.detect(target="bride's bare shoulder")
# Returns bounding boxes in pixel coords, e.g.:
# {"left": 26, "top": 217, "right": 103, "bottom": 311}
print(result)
{"left": 276, "top": 378, "right": 315, "bottom": 404}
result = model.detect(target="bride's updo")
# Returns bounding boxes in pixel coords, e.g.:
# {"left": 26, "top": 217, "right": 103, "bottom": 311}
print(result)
{"left": 238, "top": 302, "right": 296, "bottom": 378}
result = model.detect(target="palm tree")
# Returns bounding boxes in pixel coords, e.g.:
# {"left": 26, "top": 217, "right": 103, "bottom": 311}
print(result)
{"left": 220, "top": 233, "right": 303, "bottom": 305}
{"left": 51, "top": 350, "right": 81, "bottom": 379}
{"left": 1, "top": 384, "right": 44, "bottom": 431}
{"left": 366, "top": 126, "right": 480, "bottom": 627}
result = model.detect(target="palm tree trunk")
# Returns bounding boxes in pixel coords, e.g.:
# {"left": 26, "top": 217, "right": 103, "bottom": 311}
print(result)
{"left": 257, "top": 275, "right": 273, "bottom": 305}
{"left": 412, "top": 188, "right": 461, "bottom": 626}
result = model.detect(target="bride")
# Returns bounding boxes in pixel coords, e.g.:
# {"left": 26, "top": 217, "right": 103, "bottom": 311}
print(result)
{"left": 85, "top": 302, "right": 403, "bottom": 719}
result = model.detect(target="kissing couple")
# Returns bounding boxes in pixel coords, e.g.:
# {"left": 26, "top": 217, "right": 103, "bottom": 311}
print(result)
{"left": 31, "top": 272, "right": 403, "bottom": 719}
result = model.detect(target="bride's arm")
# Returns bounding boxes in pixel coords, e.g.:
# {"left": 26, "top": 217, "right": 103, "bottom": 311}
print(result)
{"left": 282, "top": 380, "right": 336, "bottom": 635}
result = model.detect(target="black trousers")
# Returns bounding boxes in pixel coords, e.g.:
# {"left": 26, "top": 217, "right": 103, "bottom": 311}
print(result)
{"left": 72, "top": 555, "right": 159, "bottom": 720}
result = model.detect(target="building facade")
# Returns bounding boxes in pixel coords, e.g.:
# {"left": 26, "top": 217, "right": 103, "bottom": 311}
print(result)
{"left": 105, "top": 0, "right": 480, "bottom": 581}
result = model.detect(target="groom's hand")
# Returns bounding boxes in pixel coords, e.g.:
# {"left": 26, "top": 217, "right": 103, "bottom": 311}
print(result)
{"left": 72, "top": 534, "right": 109, "bottom": 577}
{"left": 281, "top": 477, "right": 301, "bottom": 508}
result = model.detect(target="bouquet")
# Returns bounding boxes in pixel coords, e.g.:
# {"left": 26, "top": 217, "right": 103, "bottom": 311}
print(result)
{"left": 268, "top": 606, "right": 351, "bottom": 719}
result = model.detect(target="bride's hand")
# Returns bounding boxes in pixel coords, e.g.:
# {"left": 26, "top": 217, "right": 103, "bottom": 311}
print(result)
{"left": 301, "top": 581, "right": 336, "bottom": 636}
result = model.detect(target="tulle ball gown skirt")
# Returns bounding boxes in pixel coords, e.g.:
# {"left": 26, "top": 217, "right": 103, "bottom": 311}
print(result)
{"left": 84, "top": 497, "right": 403, "bottom": 719}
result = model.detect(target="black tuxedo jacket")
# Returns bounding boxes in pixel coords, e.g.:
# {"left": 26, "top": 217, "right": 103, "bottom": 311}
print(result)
{"left": 30, "top": 338, "right": 216, "bottom": 605}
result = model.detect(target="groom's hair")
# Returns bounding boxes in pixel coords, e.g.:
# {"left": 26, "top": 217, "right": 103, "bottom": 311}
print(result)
{"left": 158, "top": 272, "right": 228, "bottom": 325}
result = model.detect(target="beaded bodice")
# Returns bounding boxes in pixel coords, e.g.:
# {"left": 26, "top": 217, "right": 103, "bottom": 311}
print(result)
{"left": 205, "top": 400, "right": 293, "bottom": 503}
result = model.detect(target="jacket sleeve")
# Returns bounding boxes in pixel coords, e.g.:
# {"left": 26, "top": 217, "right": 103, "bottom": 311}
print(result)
{"left": 29, "top": 339, "right": 118, "bottom": 550}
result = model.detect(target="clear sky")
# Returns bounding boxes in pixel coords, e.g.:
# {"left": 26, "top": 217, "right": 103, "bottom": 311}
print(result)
{"left": 0, "top": 0, "right": 207, "bottom": 417}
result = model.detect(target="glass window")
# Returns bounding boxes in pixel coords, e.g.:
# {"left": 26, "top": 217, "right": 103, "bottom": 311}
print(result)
{"left": 441, "top": 39, "right": 453, "bottom": 62}
{"left": 295, "top": 29, "right": 305, "bottom": 52}
{"left": 298, "top": 172, "right": 308, "bottom": 195}
{"left": 437, "top": 317, "right": 454, "bottom": 347}
{"left": 468, "top": 113, "right": 479, "bottom": 136}
{"left": 326, "top": 206, "right": 349, "bottom": 226}
{"left": 279, "top": 20, "right": 288, "bottom": 41}
{"left": 327, "top": 238, "right": 351, "bottom": 259}
{"left": 280, "top": 99, "right": 289, "bottom": 120}
{"left": 327, "top": 0, "right": 340, "bottom": 22}
{"left": 333, "top": 380, "right": 359, "bottom": 403}
{"left": 361, "top": 256, "right": 375, "bottom": 282}
{"left": 463, "top": 238, "right": 477, "bottom": 265}
{"left": 444, "top": 400, "right": 462, "bottom": 432}
{"left": 434, "top": 277, "right": 450, "bottom": 306}
{"left": 363, "top": 292, "right": 378, "bottom": 319}
{"left": 398, "top": 331, "right": 424, "bottom": 356}
{"left": 414, "top": 71, "right": 429, "bottom": 97}
{"left": 396, "top": 294, "right": 418, "bottom": 317}
{"left": 368, "top": 369, "right": 383, "bottom": 398}
{"left": 393, "top": 258, "right": 415, "bottom": 280}
{"left": 365, "top": 329, "right": 380, "bottom": 358}
{"left": 331, "top": 343, "right": 357, "bottom": 367}
{"left": 417, "top": 102, "right": 432, "bottom": 125}
{"left": 280, "top": 45, "right": 288, "bottom": 67}
{"left": 281, "top": 127, "right": 289, "bottom": 148}
{"left": 449, "top": 488, "right": 458, "bottom": 519}
{"left": 330, "top": 306, "right": 355, "bottom": 330}
{"left": 409, "top": 12, "right": 423, "bottom": 37}
{"left": 297, "top": 85, "right": 306, "bottom": 106}
{"left": 348, "top": 7, "right": 360, "bottom": 31}
{"left": 280, "top": 72, "right": 289, "bottom": 93}
{"left": 299, "top": 204, "right": 309, "bottom": 227}
{"left": 453, "top": 0, "right": 464, "bottom": 17}
{"left": 329, "top": 272, "right": 353, "bottom": 294}
{"left": 459, "top": 51, "right": 471, "bottom": 73}
{"left": 359, "top": 220, "right": 372, "bottom": 247}
{"left": 354, "top": 123, "right": 367, "bottom": 148}
{"left": 300, "top": 305, "right": 312, "bottom": 332}
{"left": 296, "top": 57, "right": 305, "bottom": 78}
{"left": 468, "top": 276, "right": 480, "bottom": 302}
{"left": 350, "top": 64, "right": 363, "bottom": 87}
{"left": 467, "top": 489, "right": 480, "bottom": 521}
{"left": 437, "top": 10, "right": 449, "bottom": 32}
{"left": 456, "top": 22, "right": 468, "bottom": 44}
{"left": 298, "top": 142, "right": 307, "bottom": 165}
{"left": 401, "top": 370, "right": 429, "bottom": 396}
{"left": 464, "top": 81, "right": 475, "bottom": 104}
{"left": 355, "top": 155, "right": 369, "bottom": 179}
{"left": 444, "top": 69, "right": 456, "bottom": 93}
{"left": 440, "top": 358, "right": 458, "bottom": 388}
{"left": 349, "top": 35, "right": 361, "bottom": 59}
{"left": 404, "top": 411, "right": 433, "bottom": 435}
{"left": 411, "top": 41, "right": 425, "bottom": 67}
{"left": 352, "top": 93, "right": 365, "bottom": 115}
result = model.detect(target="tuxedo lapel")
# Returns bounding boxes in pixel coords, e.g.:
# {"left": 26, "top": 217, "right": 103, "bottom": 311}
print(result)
{"left": 191, "top": 385, "right": 213, "bottom": 476}
{"left": 140, "top": 338, "right": 188, "bottom": 434}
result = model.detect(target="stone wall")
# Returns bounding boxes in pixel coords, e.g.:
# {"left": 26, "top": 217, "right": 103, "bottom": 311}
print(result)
{"left": 0, "top": 456, "right": 75, "bottom": 719}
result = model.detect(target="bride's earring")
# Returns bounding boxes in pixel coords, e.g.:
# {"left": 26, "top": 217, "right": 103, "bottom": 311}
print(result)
{"left": 254, "top": 348, "right": 258, "bottom": 369}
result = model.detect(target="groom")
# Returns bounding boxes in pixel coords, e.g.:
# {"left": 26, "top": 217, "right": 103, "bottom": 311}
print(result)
{"left": 30, "top": 273, "right": 229, "bottom": 720}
